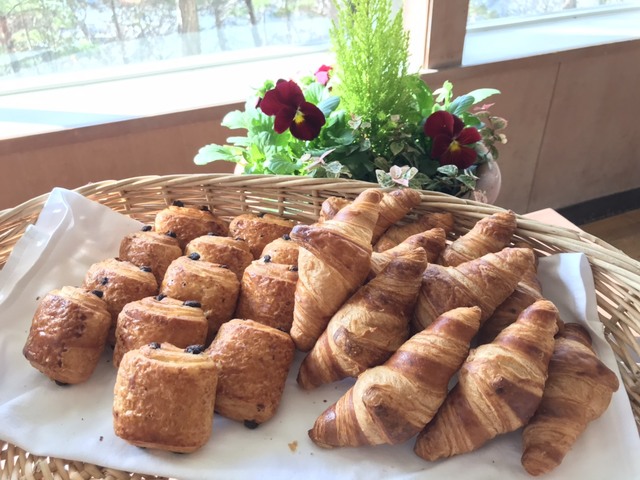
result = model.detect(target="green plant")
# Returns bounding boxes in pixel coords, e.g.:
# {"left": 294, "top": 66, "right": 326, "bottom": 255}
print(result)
{"left": 194, "top": 0, "right": 507, "bottom": 197}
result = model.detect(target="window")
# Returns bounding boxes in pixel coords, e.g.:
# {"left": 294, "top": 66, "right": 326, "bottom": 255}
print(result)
{"left": 0, "top": 0, "right": 334, "bottom": 94}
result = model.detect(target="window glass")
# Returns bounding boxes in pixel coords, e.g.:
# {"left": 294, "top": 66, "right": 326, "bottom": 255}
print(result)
{"left": 0, "top": 0, "right": 333, "bottom": 93}
{"left": 468, "top": 0, "right": 640, "bottom": 25}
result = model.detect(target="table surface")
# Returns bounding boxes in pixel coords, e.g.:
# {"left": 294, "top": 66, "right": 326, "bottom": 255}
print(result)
{"left": 523, "top": 208, "right": 579, "bottom": 230}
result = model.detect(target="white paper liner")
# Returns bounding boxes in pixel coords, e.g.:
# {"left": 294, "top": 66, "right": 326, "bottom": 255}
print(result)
{"left": 0, "top": 188, "right": 638, "bottom": 480}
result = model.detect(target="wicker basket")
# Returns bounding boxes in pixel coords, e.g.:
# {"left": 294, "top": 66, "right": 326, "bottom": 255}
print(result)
{"left": 1, "top": 173, "right": 639, "bottom": 480}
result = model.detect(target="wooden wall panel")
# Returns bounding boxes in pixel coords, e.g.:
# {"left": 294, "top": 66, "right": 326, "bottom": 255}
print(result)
{"left": 528, "top": 46, "right": 640, "bottom": 211}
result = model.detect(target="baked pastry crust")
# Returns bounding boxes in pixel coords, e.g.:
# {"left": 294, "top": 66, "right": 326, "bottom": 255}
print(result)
{"left": 228, "top": 213, "right": 296, "bottom": 259}
{"left": 113, "top": 295, "right": 208, "bottom": 367}
{"left": 113, "top": 343, "right": 218, "bottom": 453}
{"left": 23, "top": 286, "right": 111, "bottom": 384}
{"left": 161, "top": 256, "right": 240, "bottom": 344}
{"left": 185, "top": 235, "right": 253, "bottom": 281}
{"left": 119, "top": 228, "right": 183, "bottom": 285}
{"left": 259, "top": 235, "right": 299, "bottom": 266}
{"left": 155, "top": 203, "right": 228, "bottom": 249}
{"left": 207, "top": 319, "right": 295, "bottom": 425}
{"left": 234, "top": 258, "right": 298, "bottom": 332}
{"left": 83, "top": 258, "right": 158, "bottom": 345}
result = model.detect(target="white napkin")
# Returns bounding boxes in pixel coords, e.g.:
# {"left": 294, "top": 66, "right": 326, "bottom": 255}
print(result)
{"left": 0, "top": 188, "right": 638, "bottom": 480}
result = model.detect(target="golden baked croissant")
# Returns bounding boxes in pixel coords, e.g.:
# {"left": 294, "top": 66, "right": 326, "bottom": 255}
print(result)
{"left": 521, "top": 323, "right": 620, "bottom": 476}
{"left": 308, "top": 306, "right": 481, "bottom": 448}
{"left": 477, "top": 249, "right": 543, "bottom": 344}
{"left": 259, "top": 234, "right": 299, "bottom": 266}
{"left": 289, "top": 188, "right": 382, "bottom": 351}
{"left": 228, "top": 212, "right": 296, "bottom": 259}
{"left": 412, "top": 246, "right": 535, "bottom": 332}
{"left": 373, "top": 211, "right": 455, "bottom": 252}
{"left": 297, "top": 243, "right": 428, "bottom": 390}
{"left": 369, "top": 228, "right": 446, "bottom": 278}
{"left": 317, "top": 189, "right": 420, "bottom": 244}
{"left": 119, "top": 227, "right": 183, "bottom": 285}
{"left": 414, "top": 299, "right": 560, "bottom": 461}
{"left": 371, "top": 189, "right": 422, "bottom": 244}
{"left": 439, "top": 210, "right": 517, "bottom": 266}
{"left": 184, "top": 234, "right": 253, "bottom": 281}
{"left": 318, "top": 196, "right": 351, "bottom": 222}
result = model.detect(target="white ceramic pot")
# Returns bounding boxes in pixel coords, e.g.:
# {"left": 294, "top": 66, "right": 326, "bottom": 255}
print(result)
{"left": 468, "top": 160, "right": 502, "bottom": 204}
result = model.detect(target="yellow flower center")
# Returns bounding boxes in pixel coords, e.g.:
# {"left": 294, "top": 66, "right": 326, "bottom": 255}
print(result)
{"left": 293, "top": 109, "right": 305, "bottom": 125}
{"left": 449, "top": 140, "right": 461, "bottom": 152}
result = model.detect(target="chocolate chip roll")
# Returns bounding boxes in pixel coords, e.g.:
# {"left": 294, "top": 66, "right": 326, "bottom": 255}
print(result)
{"left": 84, "top": 258, "right": 159, "bottom": 346}
{"left": 113, "top": 295, "right": 208, "bottom": 367}
{"left": 184, "top": 234, "right": 253, "bottom": 281}
{"left": 119, "top": 226, "right": 183, "bottom": 285}
{"left": 160, "top": 255, "right": 240, "bottom": 344}
{"left": 23, "top": 286, "right": 111, "bottom": 384}
{"left": 259, "top": 234, "right": 299, "bottom": 266}
{"left": 228, "top": 213, "right": 296, "bottom": 259}
{"left": 155, "top": 201, "right": 228, "bottom": 249}
{"left": 113, "top": 342, "right": 218, "bottom": 453}
{"left": 234, "top": 257, "right": 298, "bottom": 332}
{"left": 207, "top": 319, "right": 295, "bottom": 426}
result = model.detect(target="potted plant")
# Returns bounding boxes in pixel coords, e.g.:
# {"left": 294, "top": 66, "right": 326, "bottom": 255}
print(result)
{"left": 194, "top": 0, "right": 507, "bottom": 202}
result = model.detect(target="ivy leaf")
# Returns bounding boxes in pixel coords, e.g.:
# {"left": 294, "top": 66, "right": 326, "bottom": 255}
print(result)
{"left": 437, "top": 164, "right": 459, "bottom": 177}
{"left": 390, "top": 141, "right": 404, "bottom": 156}
{"left": 457, "top": 174, "right": 477, "bottom": 189}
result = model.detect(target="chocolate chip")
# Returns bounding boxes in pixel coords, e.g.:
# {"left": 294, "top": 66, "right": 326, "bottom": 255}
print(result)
{"left": 91, "top": 290, "right": 104, "bottom": 298}
{"left": 141, "top": 225, "right": 152, "bottom": 232}
{"left": 200, "top": 205, "right": 210, "bottom": 212}
{"left": 184, "top": 344, "right": 205, "bottom": 354}
{"left": 183, "top": 300, "right": 201, "bottom": 308}
{"left": 219, "top": 264, "right": 229, "bottom": 269}
{"left": 100, "top": 277, "right": 109, "bottom": 286}
{"left": 234, "top": 237, "right": 245, "bottom": 242}
{"left": 149, "top": 342, "right": 161, "bottom": 349}
{"left": 172, "top": 200, "right": 185, "bottom": 207}
{"left": 188, "top": 252, "right": 201, "bottom": 261}
{"left": 155, "top": 294, "right": 167, "bottom": 301}
{"left": 243, "top": 420, "right": 259, "bottom": 429}
{"left": 263, "top": 255, "right": 272, "bottom": 263}
{"left": 166, "top": 231, "right": 177, "bottom": 238}
{"left": 282, "top": 233, "right": 291, "bottom": 240}
{"left": 139, "top": 266, "right": 152, "bottom": 273}
{"left": 256, "top": 212, "right": 266, "bottom": 218}
{"left": 289, "top": 266, "right": 298, "bottom": 272}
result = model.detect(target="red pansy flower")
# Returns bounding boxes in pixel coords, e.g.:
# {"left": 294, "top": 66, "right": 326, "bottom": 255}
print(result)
{"left": 314, "top": 65, "right": 333, "bottom": 86}
{"left": 259, "top": 79, "right": 326, "bottom": 141}
{"left": 423, "top": 110, "right": 482, "bottom": 169}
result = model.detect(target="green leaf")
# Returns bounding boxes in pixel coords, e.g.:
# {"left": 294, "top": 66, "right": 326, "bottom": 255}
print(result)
{"left": 221, "top": 110, "right": 250, "bottom": 130}
{"left": 303, "top": 82, "right": 325, "bottom": 105}
{"left": 193, "top": 144, "right": 240, "bottom": 165}
{"left": 437, "top": 164, "right": 459, "bottom": 177}
{"left": 457, "top": 174, "right": 477, "bottom": 189}
{"left": 265, "top": 155, "right": 300, "bottom": 175}
{"left": 390, "top": 141, "right": 404, "bottom": 156}
{"left": 317, "top": 96, "right": 341, "bottom": 117}
{"left": 448, "top": 95, "right": 475, "bottom": 117}
{"left": 466, "top": 88, "right": 501, "bottom": 105}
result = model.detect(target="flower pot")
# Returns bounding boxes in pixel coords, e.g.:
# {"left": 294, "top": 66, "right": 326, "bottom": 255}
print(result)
{"left": 467, "top": 160, "right": 502, "bottom": 204}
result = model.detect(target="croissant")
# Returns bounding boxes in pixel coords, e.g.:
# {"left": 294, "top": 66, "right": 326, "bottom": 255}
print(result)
{"left": 439, "top": 210, "right": 517, "bottom": 266}
{"left": 412, "top": 247, "right": 535, "bottom": 332}
{"left": 308, "top": 306, "right": 481, "bottom": 448}
{"left": 373, "top": 211, "right": 455, "bottom": 252}
{"left": 289, "top": 188, "right": 382, "bottom": 351}
{"left": 369, "top": 228, "right": 446, "bottom": 278}
{"left": 477, "top": 249, "right": 543, "bottom": 344}
{"left": 318, "top": 196, "right": 351, "bottom": 222}
{"left": 297, "top": 244, "right": 428, "bottom": 389}
{"left": 370, "top": 189, "right": 422, "bottom": 244}
{"left": 521, "top": 323, "right": 620, "bottom": 476}
{"left": 414, "top": 299, "right": 560, "bottom": 462}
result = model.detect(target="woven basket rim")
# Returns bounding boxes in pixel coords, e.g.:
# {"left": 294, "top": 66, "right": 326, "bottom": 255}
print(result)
{"left": 1, "top": 173, "right": 639, "bottom": 480}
